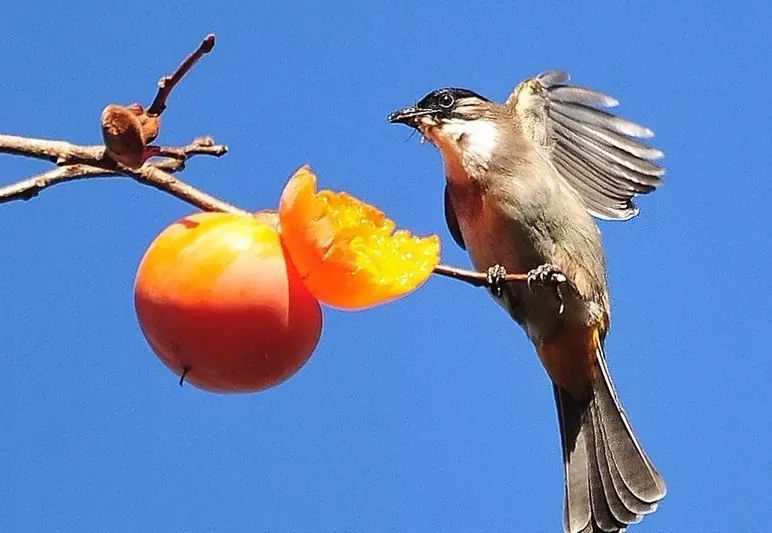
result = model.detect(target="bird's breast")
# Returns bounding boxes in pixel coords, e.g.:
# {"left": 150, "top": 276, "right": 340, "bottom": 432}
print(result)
{"left": 445, "top": 178, "right": 535, "bottom": 276}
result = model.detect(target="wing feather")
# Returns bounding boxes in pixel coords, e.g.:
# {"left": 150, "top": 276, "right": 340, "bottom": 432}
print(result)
{"left": 444, "top": 185, "right": 466, "bottom": 250}
{"left": 551, "top": 111, "right": 664, "bottom": 161}
{"left": 537, "top": 70, "right": 570, "bottom": 87}
{"left": 549, "top": 86, "right": 619, "bottom": 108}
{"left": 552, "top": 120, "right": 664, "bottom": 178}
{"left": 551, "top": 101, "right": 654, "bottom": 139}
{"left": 510, "top": 71, "right": 664, "bottom": 220}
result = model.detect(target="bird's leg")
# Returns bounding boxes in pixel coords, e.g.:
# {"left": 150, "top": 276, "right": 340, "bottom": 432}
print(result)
{"left": 526, "top": 264, "right": 569, "bottom": 314}
{"left": 486, "top": 264, "right": 508, "bottom": 298}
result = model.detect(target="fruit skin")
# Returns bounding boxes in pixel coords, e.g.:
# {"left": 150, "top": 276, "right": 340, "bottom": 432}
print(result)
{"left": 134, "top": 212, "right": 322, "bottom": 393}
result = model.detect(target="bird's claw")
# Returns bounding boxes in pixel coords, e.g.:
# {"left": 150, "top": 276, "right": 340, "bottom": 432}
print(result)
{"left": 526, "top": 264, "right": 569, "bottom": 314}
{"left": 486, "top": 264, "right": 508, "bottom": 298}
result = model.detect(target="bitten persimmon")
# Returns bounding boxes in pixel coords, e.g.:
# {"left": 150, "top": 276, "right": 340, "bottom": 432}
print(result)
{"left": 134, "top": 212, "right": 322, "bottom": 393}
{"left": 278, "top": 166, "right": 440, "bottom": 310}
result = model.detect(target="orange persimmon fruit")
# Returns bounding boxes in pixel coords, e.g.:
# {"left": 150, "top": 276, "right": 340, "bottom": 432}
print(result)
{"left": 134, "top": 212, "right": 322, "bottom": 393}
{"left": 278, "top": 166, "right": 440, "bottom": 310}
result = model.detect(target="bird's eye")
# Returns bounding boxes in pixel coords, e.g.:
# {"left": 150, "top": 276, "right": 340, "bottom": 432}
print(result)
{"left": 438, "top": 93, "right": 454, "bottom": 109}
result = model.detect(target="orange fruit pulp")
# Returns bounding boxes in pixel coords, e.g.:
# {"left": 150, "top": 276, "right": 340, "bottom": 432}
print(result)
{"left": 278, "top": 166, "right": 440, "bottom": 310}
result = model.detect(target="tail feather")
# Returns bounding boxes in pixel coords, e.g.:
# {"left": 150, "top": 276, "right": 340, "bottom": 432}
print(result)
{"left": 590, "top": 406, "right": 643, "bottom": 524}
{"left": 555, "top": 389, "right": 591, "bottom": 529}
{"left": 594, "top": 352, "right": 666, "bottom": 502}
{"left": 555, "top": 345, "right": 666, "bottom": 533}
{"left": 598, "top": 419, "right": 658, "bottom": 516}
{"left": 585, "top": 418, "right": 626, "bottom": 531}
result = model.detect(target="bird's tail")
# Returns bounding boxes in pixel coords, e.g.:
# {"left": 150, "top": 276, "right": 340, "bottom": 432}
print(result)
{"left": 554, "top": 344, "right": 666, "bottom": 533}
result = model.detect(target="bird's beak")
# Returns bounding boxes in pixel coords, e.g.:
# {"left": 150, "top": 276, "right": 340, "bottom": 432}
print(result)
{"left": 387, "top": 105, "right": 436, "bottom": 127}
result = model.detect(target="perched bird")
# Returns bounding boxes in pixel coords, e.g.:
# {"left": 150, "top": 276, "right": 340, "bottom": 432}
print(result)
{"left": 389, "top": 72, "right": 666, "bottom": 532}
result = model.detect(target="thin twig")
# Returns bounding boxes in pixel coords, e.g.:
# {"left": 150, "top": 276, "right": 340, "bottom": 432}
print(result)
{"left": 126, "top": 165, "right": 248, "bottom": 215}
{"left": 0, "top": 165, "right": 112, "bottom": 202}
{"left": 432, "top": 264, "right": 528, "bottom": 287}
{"left": 147, "top": 34, "right": 216, "bottom": 117}
{"left": 149, "top": 137, "right": 228, "bottom": 160}
{"left": 0, "top": 135, "right": 228, "bottom": 167}
{"left": 0, "top": 160, "right": 246, "bottom": 214}
{"left": 0, "top": 134, "right": 105, "bottom": 164}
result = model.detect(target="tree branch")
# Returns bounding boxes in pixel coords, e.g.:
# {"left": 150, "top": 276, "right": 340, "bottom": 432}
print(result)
{"left": 432, "top": 264, "right": 528, "bottom": 287}
{"left": 0, "top": 31, "right": 536, "bottom": 293}
{"left": 124, "top": 165, "right": 249, "bottom": 215}
{"left": 0, "top": 134, "right": 105, "bottom": 164}
{"left": 0, "top": 137, "right": 237, "bottom": 212}
{"left": 0, "top": 35, "right": 242, "bottom": 216}
{"left": 0, "top": 134, "right": 519, "bottom": 287}
{"left": 0, "top": 165, "right": 112, "bottom": 202}
{"left": 150, "top": 136, "right": 227, "bottom": 160}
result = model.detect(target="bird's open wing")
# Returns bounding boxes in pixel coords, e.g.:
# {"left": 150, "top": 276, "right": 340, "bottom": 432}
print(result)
{"left": 507, "top": 71, "right": 664, "bottom": 220}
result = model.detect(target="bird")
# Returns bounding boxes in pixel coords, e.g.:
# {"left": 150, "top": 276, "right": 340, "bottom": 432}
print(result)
{"left": 388, "top": 71, "right": 667, "bottom": 532}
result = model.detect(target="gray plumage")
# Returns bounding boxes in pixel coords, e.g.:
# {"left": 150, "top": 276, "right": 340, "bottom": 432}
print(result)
{"left": 513, "top": 71, "right": 665, "bottom": 220}
{"left": 510, "top": 72, "right": 667, "bottom": 531}
{"left": 389, "top": 71, "right": 667, "bottom": 533}
{"left": 556, "top": 346, "right": 666, "bottom": 532}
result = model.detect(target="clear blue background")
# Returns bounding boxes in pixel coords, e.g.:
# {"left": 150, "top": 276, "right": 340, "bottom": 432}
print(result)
{"left": 1, "top": 2, "right": 769, "bottom": 532}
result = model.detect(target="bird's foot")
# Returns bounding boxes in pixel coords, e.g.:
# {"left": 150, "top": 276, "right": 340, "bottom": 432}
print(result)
{"left": 526, "top": 264, "right": 569, "bottom": 314}
{"left": 486, "top": 264, "right": 508, "bottom": 298}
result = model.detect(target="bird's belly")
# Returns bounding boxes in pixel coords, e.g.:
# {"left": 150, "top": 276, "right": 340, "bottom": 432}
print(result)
{"left": 447, "top": 181, "right": 588, "bottom": 343}
{"left": 449, "top": 183, "right": 543, "bottom": 275}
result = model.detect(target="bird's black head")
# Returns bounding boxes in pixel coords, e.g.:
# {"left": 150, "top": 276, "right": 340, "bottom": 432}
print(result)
{"left": 388, "top": 88, "right": 490, "bottom": 126}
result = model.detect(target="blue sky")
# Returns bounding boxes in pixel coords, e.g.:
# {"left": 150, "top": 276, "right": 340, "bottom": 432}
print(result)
{"left": 1, "top": 2, "right": 770, "bottom": 532}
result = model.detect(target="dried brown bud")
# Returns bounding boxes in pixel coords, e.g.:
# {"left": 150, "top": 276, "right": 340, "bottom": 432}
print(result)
{"left": 139, "top": 115, "right": 160, "bottom": 144}
{"left": 101, "top": 103, "right": 163, "bottom": 168}
{"left": 101, "top": 104, "right": 146, "bottom": 168}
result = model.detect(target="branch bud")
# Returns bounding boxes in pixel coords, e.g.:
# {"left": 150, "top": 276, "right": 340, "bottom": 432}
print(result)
{"left": 101, "top": 104, "right": 146, "bottom": 168}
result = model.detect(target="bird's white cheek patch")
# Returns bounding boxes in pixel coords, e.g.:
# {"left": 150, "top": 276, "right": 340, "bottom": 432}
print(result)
{"left": 419, "top": 119, "right": 498, "bottom": 184}
{"left": 439, "top": 119, "right": 498, "bottom": 178}
{"left": 441, "top": 119, "right": 499, "bottom": 163}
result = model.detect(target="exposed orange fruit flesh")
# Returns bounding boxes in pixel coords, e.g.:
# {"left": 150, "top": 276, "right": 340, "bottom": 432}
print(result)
{"left": 278, "top": 166, "right": 440, "bottom": 310}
